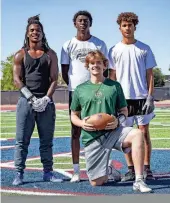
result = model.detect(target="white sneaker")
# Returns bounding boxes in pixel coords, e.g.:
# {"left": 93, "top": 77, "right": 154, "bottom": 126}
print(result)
{"left": 70, "top": 173, "right": 80, "bottom": 183}
{"left": 108, "top": 165, "right": 121, "bottom": 182}
{"left": 133, "top": 179, "right": 152, "bottom": 193}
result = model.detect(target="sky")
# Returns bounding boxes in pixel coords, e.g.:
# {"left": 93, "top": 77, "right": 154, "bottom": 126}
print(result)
{"left": 1, "top": 0, "right": 170, "bottom": 75}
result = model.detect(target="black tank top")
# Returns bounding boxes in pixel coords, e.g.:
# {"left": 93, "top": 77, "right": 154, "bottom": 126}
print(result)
{"left": 22, "top": 49, "right": 51, "bottom": 98}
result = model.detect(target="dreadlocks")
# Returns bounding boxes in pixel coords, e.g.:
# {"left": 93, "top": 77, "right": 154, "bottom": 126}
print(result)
{"left": 23, "top": 15, "right": 50, "bottom": 52}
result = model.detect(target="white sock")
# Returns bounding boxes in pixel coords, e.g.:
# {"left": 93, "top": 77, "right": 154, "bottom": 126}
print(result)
{"left": 73, "top": 164, "right": 80, "bottom": 174}
{"left": 108, "top": 159, "right": 112, "bottom": 166}
{"left": 135, "top": 175, "right": 143, "bottom": 182}
{"left": 108, "top": 166, "right": 112, "bottom": 175}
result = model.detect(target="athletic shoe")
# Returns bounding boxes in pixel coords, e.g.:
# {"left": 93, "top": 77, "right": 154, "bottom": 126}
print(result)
{"left": 43, "top": 171, "right": 63, "bottom": 182}
{"left": 70, "top": 173, "right": 80, "bottom": 183}
{"left": 143, "top": 169, "right": 155, "bottom": 180}
{"left": 108, "top": 165, "right": 121, "bottom": 182}
{"left": 133, "top": 179, "right": 152, "bottom": 193}
{"left": 12, "top": 172, "right": 23, "bottom": 186}
{"left": 121, "top": 170, "right": 135, "bottom": 182}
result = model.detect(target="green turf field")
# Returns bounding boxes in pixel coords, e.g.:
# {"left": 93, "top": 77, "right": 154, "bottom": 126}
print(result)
{"left": 1, "top": 108, "right": 170, "bottom": 144}
{"left": 1, "top": 108, "right": 170, "bottom": 169}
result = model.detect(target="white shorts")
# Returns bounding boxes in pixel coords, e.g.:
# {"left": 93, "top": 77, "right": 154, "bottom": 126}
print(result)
{"left": 122, "top": 112, "right": 155, "bottom": 127}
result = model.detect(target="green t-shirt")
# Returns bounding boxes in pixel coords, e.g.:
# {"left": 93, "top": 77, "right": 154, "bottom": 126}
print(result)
{"left": 70, "top": 78, "right": 127, "bottom": 146}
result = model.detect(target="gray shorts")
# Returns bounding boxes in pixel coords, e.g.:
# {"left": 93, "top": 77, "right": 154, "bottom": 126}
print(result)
{"left": 84, "top": 126, "right": 133, "bottom": 181}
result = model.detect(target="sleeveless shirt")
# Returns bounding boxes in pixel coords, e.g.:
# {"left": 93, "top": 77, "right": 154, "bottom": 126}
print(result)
{"left": 22, "top": 49, "right": 51, "bottom": 98}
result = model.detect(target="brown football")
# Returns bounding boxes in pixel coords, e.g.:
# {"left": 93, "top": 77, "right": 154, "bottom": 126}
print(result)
{"left": 85, "top": 113, "right": 116, "bottom": 130}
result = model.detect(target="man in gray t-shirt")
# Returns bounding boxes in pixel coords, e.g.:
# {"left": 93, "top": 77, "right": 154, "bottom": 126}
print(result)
{"left": 109, "top": 12, "right": 157, "bottom": 181}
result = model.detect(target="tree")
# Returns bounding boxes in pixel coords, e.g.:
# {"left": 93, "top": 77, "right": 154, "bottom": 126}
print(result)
{"left": 1, "top": 54, "right": 66, "bottom": 90}
{"left": 153, "top": 67, "right": 165, "bottom": 87}
{"left": 1, "top": 54, "right": 17, "bottom": 90}
{"left": 57, "top": 72, "right": 67, "bottom": 86}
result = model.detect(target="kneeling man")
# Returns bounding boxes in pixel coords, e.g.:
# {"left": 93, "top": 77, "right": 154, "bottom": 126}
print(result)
{"left": 70, "top": 50, "right": 152, "bottom": 193}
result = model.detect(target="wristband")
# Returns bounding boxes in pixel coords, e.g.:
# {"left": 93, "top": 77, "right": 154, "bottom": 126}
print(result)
{"left": 147, "top": 95, "right": 154, "bottom": 101}
{"left": 117, "top": 114, "right": 126, "bottom": 126}
{"left": 20, "top": 86, "right": 36, "bottom": 102}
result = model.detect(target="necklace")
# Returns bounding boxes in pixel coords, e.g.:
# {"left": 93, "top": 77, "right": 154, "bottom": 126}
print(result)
{"left": 92, "top": 78, "right": 105, "bottom": 99}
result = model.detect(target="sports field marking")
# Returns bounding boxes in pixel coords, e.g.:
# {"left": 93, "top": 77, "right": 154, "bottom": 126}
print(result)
{"left": 0, "top": 163, "right": 73, "bottom": 178}
{"left": 2, "top": 124, "right": 170, "bottom": 128}
{"left": 0, "top": 189, "right": 73, "bottom": 196}
{"left": 151, "top": 138, "right": 170, "bottom": 140}
{"left": 0, "top": 145, "right": 15, "bottom": 149}
{"left": 1, "top": 118, "right": 69, "bottom": 121}
{"left": 0, "top": 136, "right": 72, "bottom": 140}
{"left": 26, "top": 162, "right": 86, "bottom": 166}
{"left": 1, "top": 124, "right": 71, "bottom": 128}
{"left": 0, "top": 136, "right": 169, "bottom": 140}
{"left": 152, "top": 122, "right": 170, "bottom": 124}
{"left": 0, "top": 131, "right": 71, "bottom": 135}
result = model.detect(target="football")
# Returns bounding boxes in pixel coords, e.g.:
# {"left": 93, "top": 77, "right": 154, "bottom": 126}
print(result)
{"left": 85, "top": 113, "right": 116, "bottom": 130}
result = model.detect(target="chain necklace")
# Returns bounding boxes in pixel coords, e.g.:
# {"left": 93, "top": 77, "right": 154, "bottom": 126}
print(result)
{"left": 92, "top": 77, "right": 105, "bottom": 100}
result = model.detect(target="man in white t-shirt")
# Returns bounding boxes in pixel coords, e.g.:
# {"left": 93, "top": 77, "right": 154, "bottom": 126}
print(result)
{"left": 60, "top": 10, "right": 109, "bottom": 182}
{"left": 109, "top": 12, "right": 157, "bottom": 181}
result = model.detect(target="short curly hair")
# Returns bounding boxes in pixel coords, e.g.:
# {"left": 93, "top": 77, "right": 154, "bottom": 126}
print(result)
{"left": 73, "top": 10, "right": 93, "bottom": 26}
{"left": 117, "top": 12, "right": 139, "bottom": 26}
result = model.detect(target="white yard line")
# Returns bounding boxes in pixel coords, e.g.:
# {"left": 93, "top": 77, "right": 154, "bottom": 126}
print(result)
{"left": 0, "top": 145, "right": 15, "bottom": 149}
{"left": 149, "top": 128, "right": 170, "bottom": 129}
{"left": 0, "top": 136, "right": 71, "bottom": 141}
{"left": 152, "top": 148, "right": 170, "bottom": 150}
{"left": 1, "top": 136, "right": 170, "bottom": 140}
{"left": 1, "top": 118, "right": 69, "bottom": 121}
{"left": 26, "top": 162, "right": 86, "bottom": 166}
{"left": 0, "top": 189, "right": 74, "bottom": 196}
{"left": 150, "top": 123, "right": 170, "bottom": 126}
{"left": 151, "top": 138, "right": 170, "bottom": 140}
{"left": 1, "top": 131, "right": 71, "bottom": 135}
{"left": 1, "top": 126, "right": 170, "bottom": 129}
{"left": 0, "top": 164, "right": 73, "bottom": 179}
{"left": 1, "top": 124, "right": 71, "bottom": 128}
{"left": 3, "top": 152, "right": 75, "bottom": 165}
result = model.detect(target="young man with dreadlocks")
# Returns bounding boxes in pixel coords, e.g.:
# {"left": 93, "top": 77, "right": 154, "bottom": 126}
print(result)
{"left": 12, "top": 15, "right": 62, "bottom": 185}
{"left": 60, "top": 10, "right": 114, "bottom": 183}
{"left": 109, "top": 12, "right": 157, "bottom": 182}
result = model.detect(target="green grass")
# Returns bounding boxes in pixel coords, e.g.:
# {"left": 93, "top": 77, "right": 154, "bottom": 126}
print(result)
{"left": 1, "top": 109, "right": 170, "bottom": 149}
{"left": 1, "top": 126, "right": 71, "bottom": 133}
{"left": 26, "top": 157, "right": 86, "bottom": 169}
{"left": 149, "top": 124, "right": 170, "bottom": 128}
{"left": 149, "top": 129, "right": 170, "bottom": 137}
{"left": 151, "top": 140, "right": 170, "bottom": 148}
{"left": 1, "top": 132, "right": 70, "bottom": 139}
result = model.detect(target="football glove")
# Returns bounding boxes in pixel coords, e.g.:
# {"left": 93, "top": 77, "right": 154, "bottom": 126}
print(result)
{"left": 32, "top": 96, "right": 51, "bottom": 112}
{"left": 142, "top": 95, "right": 155, "bottom": 115}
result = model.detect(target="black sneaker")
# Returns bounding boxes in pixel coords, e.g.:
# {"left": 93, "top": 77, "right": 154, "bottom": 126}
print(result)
{"left": 43, "top": 171, "right": 63, "bottom": 182}
{"left": 12, "top": 172, "right": 24, "bottom": 186}
{"left": 143, "top": 169, "right": 155, "bottom": 180}
{"left": 121, "top": 170, "right": 135, "bottom": 182}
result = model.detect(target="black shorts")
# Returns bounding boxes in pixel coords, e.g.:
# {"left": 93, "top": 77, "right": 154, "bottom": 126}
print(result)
{"left": 69, "top": 91, "right": 73, "bottom": 116}
{"left": 126, "top": 99, "right": 148, "bottom": 117}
